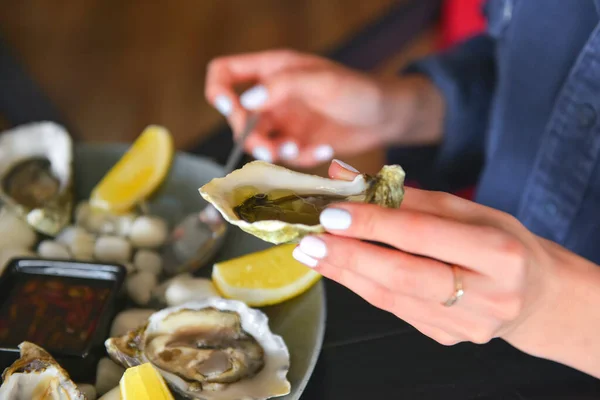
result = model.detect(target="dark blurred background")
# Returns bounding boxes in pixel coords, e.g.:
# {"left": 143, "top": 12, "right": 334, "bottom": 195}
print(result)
{"left": 0, "top": 0, "right": 484, "bottom": 177}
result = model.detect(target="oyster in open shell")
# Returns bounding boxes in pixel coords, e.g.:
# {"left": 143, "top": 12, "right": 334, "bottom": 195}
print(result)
{"left": 199, "top": 161, "right": 405, "bottom": 244}
{"left": 105, "top": 298, "right": 291, "bottom": 400}
{"left": 0, "top": 122, "right": 74, "bottom": 236}
{"left": 0, "top": 341, "right": 86, "bottom": 399}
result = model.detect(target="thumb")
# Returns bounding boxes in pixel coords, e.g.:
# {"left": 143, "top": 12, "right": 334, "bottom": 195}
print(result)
{"left": 328, "top": 159, "right": 360, "bottom": 181}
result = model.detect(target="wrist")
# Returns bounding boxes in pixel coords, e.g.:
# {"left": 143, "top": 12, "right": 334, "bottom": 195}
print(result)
{"left": 506, "top": 245, "right": 600, "bottom": 378}
{"left": 376, "top": 74, "right": 446, "bottom": 147}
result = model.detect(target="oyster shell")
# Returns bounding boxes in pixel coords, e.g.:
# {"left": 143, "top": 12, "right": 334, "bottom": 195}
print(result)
{"left": 0, "top": 341, "right": 86, "bottom": 399}
{"left": 199, "top": 160, "right": 405, "bottom": 244}
{"left": 0, "top": 122, "right": 74, "bottom": 236}
{"left": 105, "top": 298, "right": 290, "bottom": 400}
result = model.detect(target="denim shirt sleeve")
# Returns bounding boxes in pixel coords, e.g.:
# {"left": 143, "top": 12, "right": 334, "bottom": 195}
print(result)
{"left": 387, "top": 34, "right": 496, "bottom": 184}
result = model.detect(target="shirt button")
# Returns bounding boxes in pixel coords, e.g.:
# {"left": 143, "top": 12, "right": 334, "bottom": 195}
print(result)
{"left": 578, "top": 103, "right": 597, "bottom": 129}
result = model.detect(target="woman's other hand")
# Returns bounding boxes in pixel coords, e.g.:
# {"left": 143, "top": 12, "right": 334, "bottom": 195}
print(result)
{"left": 205, "top": 49, "right": 444, "bottom": 168}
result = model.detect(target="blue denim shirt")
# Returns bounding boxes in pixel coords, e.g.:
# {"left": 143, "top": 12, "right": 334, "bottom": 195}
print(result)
{"left": 389, "top": 0, "right": 600, "bottom": 264}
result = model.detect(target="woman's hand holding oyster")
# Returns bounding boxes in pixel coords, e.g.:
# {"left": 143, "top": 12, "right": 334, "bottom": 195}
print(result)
{"left": 199, "top": 148, "right": 600, "bottom": 380}
{"left": 289, "top": 161, "right": 600, "bottom": 379}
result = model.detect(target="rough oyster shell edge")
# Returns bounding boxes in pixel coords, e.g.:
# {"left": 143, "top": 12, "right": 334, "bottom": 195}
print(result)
{"left": 0, "top": 121, "right": 74, "bottom": 236}
{"left": 0, "top": 341, "right": 86, "bottom": 399}
{"left": 104, "top": 297, "right": 291, "bottom": 400}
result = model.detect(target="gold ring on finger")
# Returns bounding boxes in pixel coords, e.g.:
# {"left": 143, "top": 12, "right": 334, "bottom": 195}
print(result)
{"left": 442, "top": 264, "right": 464, "bottom": 307}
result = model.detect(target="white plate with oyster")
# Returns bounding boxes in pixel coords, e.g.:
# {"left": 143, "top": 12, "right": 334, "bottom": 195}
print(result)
{"left": 106, "top": 298, "right": 291, "bottom": 400}
{"left": 0, "top": 122, "right": 327, "bottom": 400}
{"left": 77, "top": 143, "right": 327, "bottom": 400}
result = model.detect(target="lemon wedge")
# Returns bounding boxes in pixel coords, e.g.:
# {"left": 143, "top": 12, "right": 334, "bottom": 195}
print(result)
{"left": 89, "top": 125, "right": 174, "bottom": 213}
{"left": 212, "top": 244, "right": 321, "bottom": 307}
{"left": 120, "top": 363, "right": 174, "bottom": 400}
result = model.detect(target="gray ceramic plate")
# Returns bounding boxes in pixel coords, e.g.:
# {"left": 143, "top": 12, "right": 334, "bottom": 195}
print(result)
{"left": 74, "top": 143, "right": 326, "bottom": 399}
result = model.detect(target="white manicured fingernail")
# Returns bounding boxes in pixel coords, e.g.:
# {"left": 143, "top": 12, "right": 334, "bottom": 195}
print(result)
{"left": 252, "top": 146, "right": 272, "bottom": 162}
{"left": 293, "top": 247, "right": 319, "bottom": 268}
{"left": 240, "top": 85, "right": 268, "bottom": 110}
{"left": 332, "top": 159, "right": 359, "bottom": 173}
{"left": 299, "top": 236, "right": 327, "bottom": 259}
{"left": 314, "top": 144, "right": 334, "bottom": 161}
{"left": 214, "top": 95, "right": 232, "bottom": 116}
{"left": 279, "top": 141, "right": 299, "bottom": 160}
{"left": 320, "top": 208, "right": 352, "bottom": 230}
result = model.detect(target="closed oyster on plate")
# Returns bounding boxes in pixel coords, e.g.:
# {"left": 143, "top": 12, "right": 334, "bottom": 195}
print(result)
{"left": 105, "top": 298, "right": 290, "bottom": 400}
{"left": 0, "top": 341, "right": 86, "bottom": 399}
{"left": 0, "top": 122, "right": 74, "bottom": 236}
{"left": 199, "top": 161, "right": 405, "bottom": 244}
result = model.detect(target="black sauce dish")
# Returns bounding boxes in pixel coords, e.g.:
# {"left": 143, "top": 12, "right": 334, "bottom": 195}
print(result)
{"left": 0, "top": 257, "right": 126, "bottom": 383}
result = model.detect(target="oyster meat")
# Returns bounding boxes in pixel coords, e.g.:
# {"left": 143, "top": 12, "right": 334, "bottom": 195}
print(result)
{"left": 105, "top": 298, "right": 290, "bottom": 400}
{"left": 199, "top": 160, "right": 405, "bottom": 244}
{"left": 0, "top": 122, "right": 74, "bottom": 236}
{"left": 0, "top": 341, "right": 86, "bottom": 399}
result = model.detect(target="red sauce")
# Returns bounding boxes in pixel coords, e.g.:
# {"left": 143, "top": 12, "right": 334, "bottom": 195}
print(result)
{"left": 0, "top": 275, "right": 112, "bottom": 354}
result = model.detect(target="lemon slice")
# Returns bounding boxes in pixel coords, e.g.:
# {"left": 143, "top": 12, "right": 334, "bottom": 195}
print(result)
{"left": 120, "top": 363, "right": 174, "bottom": 400}
{"left": 212, "top": 244, "right": 321, "bottom": 307}
{"left": 89, "top": 125, "right": 174, "bottom": 213}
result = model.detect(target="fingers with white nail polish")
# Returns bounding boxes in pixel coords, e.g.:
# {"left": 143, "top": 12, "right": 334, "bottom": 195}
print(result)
{"left": 293, "top": 217, "right": 355, "bottom": 269}
{"left": 329, "top": 159, "right": 361, "bottom": 181}
{"left": 293, "top": 246, "right": 319, "bottom": 268}
{"left": 282, "top": 143, "right": 336, "bottom": 167}
{"left": 293, "top": 236, "right": 328, "bottom": 268}
{"left": 206, "top": 50, "right": 395, "bottom": 170}
{"left": 252, "top": 146, "right": 273, "bottom": 162}
{"left": 279, "top": 141, "right": 299, "bottom": 160}
{"left": 214, "top": 95, "right": 233, "bottom": 116}
{"left": 299, "top": 236, "right": 328, "bottom": 258}
{"left": 320, "top": 208, "right": 352, "bottom": 230}
{"left": 209, "top": 78, "right": 337, "bottom": 168}
{"left": 240, "top": 85, "right": 269, "bottom": 110}
{"left": 314, "top": 144, "right": 334, "bottom": 162}
{"left": 332, "top": 159, "right": 359, "bottom": 173}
